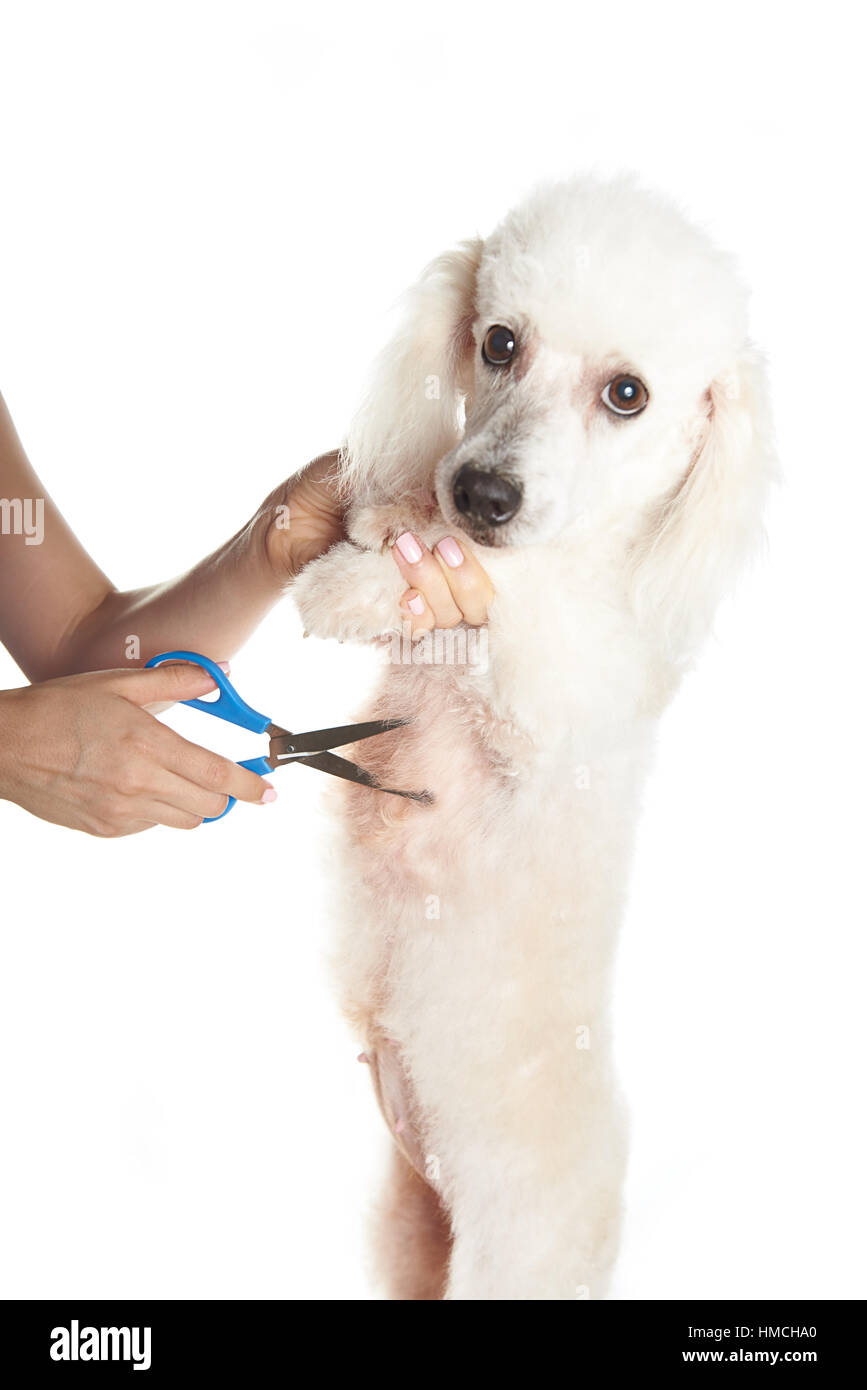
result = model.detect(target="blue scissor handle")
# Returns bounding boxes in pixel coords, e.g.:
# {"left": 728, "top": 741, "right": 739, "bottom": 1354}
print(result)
{"left": 144, "top": 651, "right": 274, "bottom": 822}
{"left": 144, "top": 650, "right": 272, "bottom": 732}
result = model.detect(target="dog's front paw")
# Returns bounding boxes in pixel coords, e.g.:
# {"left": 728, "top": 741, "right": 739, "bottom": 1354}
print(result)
{"left": 290, "top": 541, "right": 407, "bottom": 643}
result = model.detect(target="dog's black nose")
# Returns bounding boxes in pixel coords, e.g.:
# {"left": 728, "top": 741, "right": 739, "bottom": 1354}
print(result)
{"left": 452, "top": 465, "right": 522, "bottom": 527}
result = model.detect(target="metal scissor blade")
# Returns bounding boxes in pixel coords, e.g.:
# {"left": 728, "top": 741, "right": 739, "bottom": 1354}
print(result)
{"left": 294, "top": 749, "right": 433, "bottom": 804}
{"left": 270, "top": 718, "right": 409, "bottom": 760}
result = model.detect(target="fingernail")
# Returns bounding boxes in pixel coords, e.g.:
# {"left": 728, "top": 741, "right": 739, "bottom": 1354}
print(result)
{"left": 407, "top": 592, "right": 425, "bottom": 616}
{"left": 260, "top": 787, "right": 278, "bottom": 804}
{"left": 395, "top": 531, "right": 423, "bottom": 565}
{"left": 217, "top": 661, "right": 231, "bottom": 673}
{"left": 357, "top": 1052, "right": 369, "bottom": 1064}
{"left": 436, "top": 536, "right": 464, "bottom": 568}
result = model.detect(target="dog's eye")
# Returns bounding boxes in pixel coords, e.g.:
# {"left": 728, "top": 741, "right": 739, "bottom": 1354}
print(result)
{"left": 602, "top": 374, "right": 648, "bottom": 416}
{"left": 482, "top": 325, "right": 516, "bottom": 366}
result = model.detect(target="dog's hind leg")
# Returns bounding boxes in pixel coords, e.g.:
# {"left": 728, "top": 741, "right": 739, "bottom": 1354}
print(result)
{"left": 371, "top": 1147, "right": 452, "bottom": 1300}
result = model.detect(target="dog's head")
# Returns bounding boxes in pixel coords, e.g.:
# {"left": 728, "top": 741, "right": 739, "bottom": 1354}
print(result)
{"left": 344, "top": 176, "right": 775, "bottom": 656}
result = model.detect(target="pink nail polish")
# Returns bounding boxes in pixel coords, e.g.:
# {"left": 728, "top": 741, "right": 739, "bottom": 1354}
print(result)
{"left": 436, "top": 536, "right": 464, "bottom": 568}
{"left": 407, "top": 593, "right": 425, "bottom": 616}
{"left": 357, "top": 1052, "right": 369, "bottom": 1064}
{"left": 260, "top": 787, "right": 278, "bottom": 804}
{"left": 395, "top": 531, "right": 423, "bottom": 564}
{"left": 217, "top": 661, "right": 231, "bottom": 673}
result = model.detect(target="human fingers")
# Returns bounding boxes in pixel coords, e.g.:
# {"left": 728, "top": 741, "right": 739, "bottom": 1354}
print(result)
{"left": 154, "top": 724, "right": 276, "bottom": 807}
{"left": 430, "top": 535, "right": 495, "bottom": 626}
{"left": 392, "top": 532, "right": 462, "bottom": 628}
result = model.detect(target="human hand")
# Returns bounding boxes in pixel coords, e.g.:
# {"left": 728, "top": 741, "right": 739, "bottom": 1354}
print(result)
{"left": 264, "top": 450, "right": 346, "bottom": 581}
{"left": 0, "top": 664, "right": 275, "bottom": 836}
{"left": 391, "top": 532, "right": 495, "bottom": 633}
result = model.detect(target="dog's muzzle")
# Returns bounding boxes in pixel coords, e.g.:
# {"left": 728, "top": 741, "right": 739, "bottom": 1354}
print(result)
{"left": 452, "top": 464, "right": 522, "bottom": 528}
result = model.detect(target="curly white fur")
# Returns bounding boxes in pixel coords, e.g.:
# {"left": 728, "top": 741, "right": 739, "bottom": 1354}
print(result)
{"left": 292, "top": 175, "right": 776, "bottom": 1300}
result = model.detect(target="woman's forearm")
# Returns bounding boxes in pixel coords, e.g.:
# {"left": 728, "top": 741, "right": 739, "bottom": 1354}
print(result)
{"left": 52, "top": 492, "right": 289, "bottom": 675}
{"left": 54, "top": 455, "right": 346, "bottom": 674}
{"left": 0, "top": 384, "right": 344, "bottom": 681}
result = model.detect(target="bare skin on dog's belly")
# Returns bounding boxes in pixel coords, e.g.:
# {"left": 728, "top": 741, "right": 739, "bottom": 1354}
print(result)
{"left": 363, "top": 1035, "right": 427, "bottom": 1178}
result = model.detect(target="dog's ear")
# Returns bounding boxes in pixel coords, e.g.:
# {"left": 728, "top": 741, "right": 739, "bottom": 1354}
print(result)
{"left": 631, "top": 348, "right": 777, "bottom": 661}
{"left": 340, "top": 239, "right": 483, "bottom": 500}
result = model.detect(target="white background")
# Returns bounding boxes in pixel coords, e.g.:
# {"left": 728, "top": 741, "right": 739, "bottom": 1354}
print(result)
{"left": 0, "top": 0, "right": 864, "bottom": 1299}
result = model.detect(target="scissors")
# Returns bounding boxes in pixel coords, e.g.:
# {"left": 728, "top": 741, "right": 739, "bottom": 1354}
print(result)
{"left": 145, "top": 650, "right": 432, "bottom": 822}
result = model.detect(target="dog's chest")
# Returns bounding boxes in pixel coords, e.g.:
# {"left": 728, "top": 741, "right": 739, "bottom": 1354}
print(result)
{"left": 477, "top": 549, "right": 650, "bottom": 745}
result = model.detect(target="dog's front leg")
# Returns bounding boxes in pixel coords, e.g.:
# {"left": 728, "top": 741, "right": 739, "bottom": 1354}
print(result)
{"left": 290, "top": 541, "right": 407, "bottom": 644}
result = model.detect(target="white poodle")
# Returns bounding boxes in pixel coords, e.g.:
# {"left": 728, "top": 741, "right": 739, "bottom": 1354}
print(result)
{"left": 292, "top": 175, "right": 775, "bottom": 1300}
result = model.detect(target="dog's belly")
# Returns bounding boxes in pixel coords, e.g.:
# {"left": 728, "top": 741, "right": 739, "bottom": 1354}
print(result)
{"left": 331, "top": 663, "right": 646, "bottom": 1198}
